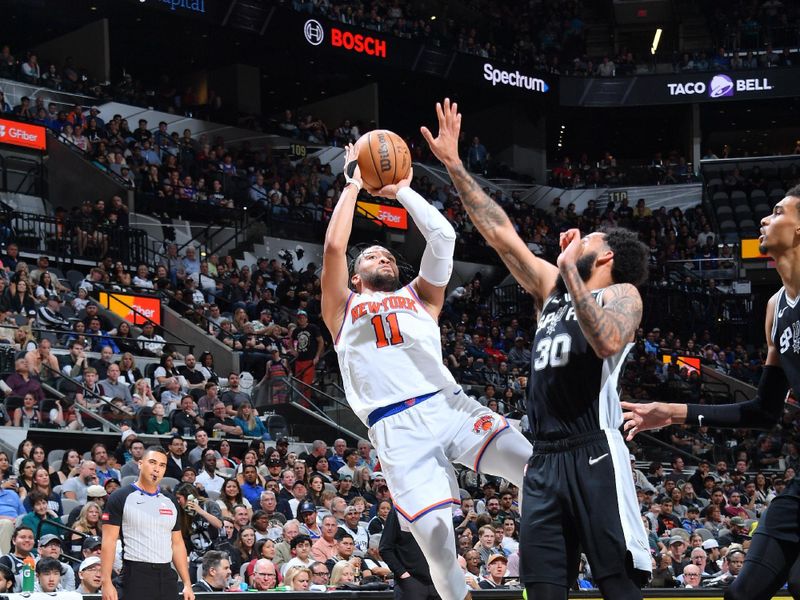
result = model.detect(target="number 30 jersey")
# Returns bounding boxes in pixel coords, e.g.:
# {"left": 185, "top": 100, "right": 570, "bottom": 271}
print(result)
{"left": 529, "top": 289, "right": 632, "bottom": 439}
{"left": 334, "top": 285, "right": 456, "bottom": 426}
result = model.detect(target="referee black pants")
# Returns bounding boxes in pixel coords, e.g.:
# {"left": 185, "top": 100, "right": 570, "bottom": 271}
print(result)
{"left": 122, "top": 561, "right": 177, "bottom": 600}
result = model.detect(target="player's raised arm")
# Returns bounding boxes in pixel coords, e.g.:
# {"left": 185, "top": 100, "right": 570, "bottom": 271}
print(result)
{"left": 321, "top": 144, "right": 362, "bottom": 338}
{"left": 366, "top": 169, "right": 455, "bottom": 318}
{"left": 622, "top": 291, "right": 788, "bottom": 439}
{"left": 421, "top": 98, "right": 558, "bottom": 308}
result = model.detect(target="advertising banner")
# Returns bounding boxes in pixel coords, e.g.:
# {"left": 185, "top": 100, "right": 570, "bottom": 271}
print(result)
{"left": 0, "top": 119, "right": 46, "bottom": 151}
{"left": 560, "top": 67, "right": 800, "bottom": 107}
{"left": 356, "top": 201, "right": 408, "bottom": 230}
{"left": 98, "top": 292, "right": 162, "bottom": 326}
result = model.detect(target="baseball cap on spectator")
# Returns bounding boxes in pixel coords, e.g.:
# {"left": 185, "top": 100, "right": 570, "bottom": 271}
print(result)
{"left": 268, "top": 458, "right": 281, "bottom": 467}
{"left": 345, "top": 505, "right": 360, "bottom": 515}
{"left": 296, "top": 310, "right": 307, "bottom": 316}
{"left": 87, "top": 485, "right": 107, "bottom": 499}
{"left": 629, "top": 454, "right": 636, "bottom": 461}
{"left": 90, "top": 106, "right": 101, "bottom": 113}
{"left": 38, "top": 534, "right": 61, "bottom": 547}
{"left": 104, "top": 478, "right": 120, "bottom": 489}
{"left": 702, "top": 539, "right": 719, "bottom": 550}
{"left": 83, "top": 536, "right": 102, "bottom": 551}
{"left": 183, "top": 465, "right": 197, "bottom": 475}
{"left": 339, "top": 474, "right": 352, "bottom": 481}
{"left": 276, "top": 437, "right": 289, "bottom": 446}
{"left": 730, "top": 516, "right": 746, "bottom": 528}
{"left": 27, "top": 309, "right": 36, "bottom": 317}
{"left": 669, "top": 536, "right": 686, "bottom": 546}
{"left": 299, "top": 501, "right": 316, "bottom": 514}
{"left": 370, "top": 472, "right": 385, "bottom": 481}
{"left": 80, "top": 557, "right": 102, "bottom": 572}
{"left": 292, "top": 480, "right": 307, "bottom": 489}
{"left": 487, "top": 554, "right": 508, "bottom": 566}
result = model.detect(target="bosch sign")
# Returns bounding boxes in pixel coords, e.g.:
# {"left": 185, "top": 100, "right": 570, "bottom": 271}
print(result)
{"left": 667, "top": 74, "right": 773, "bottom": 97}
{"left": 0, "top": 119, "right": 46, "bottom": 151}
{"left": 304, "top": 19, "right": 387, "bottom": 59}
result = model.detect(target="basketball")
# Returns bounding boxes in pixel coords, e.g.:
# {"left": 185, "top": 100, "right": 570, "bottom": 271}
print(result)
{"left": 356, "top": 129, "right": 412, "bottom": 190}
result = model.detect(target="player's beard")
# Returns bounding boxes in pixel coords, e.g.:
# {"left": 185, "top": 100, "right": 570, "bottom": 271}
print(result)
{"left": 362, "top": 269, "right": 401, "bottom": 292}
{"left": 555, "top": 252, "right": 596, "bottom": 295}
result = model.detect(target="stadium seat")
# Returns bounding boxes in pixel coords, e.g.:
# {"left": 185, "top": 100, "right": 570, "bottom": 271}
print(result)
{"left": 121, "top": 475, "right": 137, "bottom": 487}
{"left": 753, "top": 203, "right": 771, "bottom": 217}
{"left": 716, "top": 206, "right": 733, "bottom": 220}
{"left": 711, "top": 191, "right": 729, "bottom": 206}
{"left": 161, "top": 477, "right": 180, "bottom": 490}
{"left": 61, "top": 499, "right": 80, "bottom": 516}
{"left": 47, "top": 449, "right": 65, "bottom": 465}
{"left": 770, "top": 188, "right": 786, "bottom": 201}
{"left": 730, "top": 190, "right": 747, "bottom": 206}
{"left": 50, "top": 460, "right": 61, "bottom": 472}
{"left": 694, "top": 528, "right": 713, "bottom": 541}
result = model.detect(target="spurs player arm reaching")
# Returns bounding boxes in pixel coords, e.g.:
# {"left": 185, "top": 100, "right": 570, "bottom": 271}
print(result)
{"left": 321, "top": 144, "right": 363, "bottom": 337}
{"left": 621, "top": 292, "right": 787, "bottom": 439}
{"left": 421, "top": 98, "right": 558, "bottom": 310}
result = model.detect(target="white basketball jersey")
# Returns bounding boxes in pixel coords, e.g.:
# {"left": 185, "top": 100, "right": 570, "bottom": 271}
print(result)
{"left": 334, "top": 285, "right": 456, "bottom": 425}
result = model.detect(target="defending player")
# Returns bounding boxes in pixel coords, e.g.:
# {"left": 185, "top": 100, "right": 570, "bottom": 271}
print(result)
{"left": 420, "top": 99, "right": 652, "bottom": 600}
{"left": 621, "top": 189, "right": 800, "bottom": 600}
{"left": 320, "top": 143, "right": 532, "bottom": 600}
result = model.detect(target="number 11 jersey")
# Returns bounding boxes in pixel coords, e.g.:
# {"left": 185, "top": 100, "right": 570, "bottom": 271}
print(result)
{"left": 529, "top": 289, "right": 632, "bottom": 439}
{"left": 333, "top": 285, "right": 456, "bottom": 426}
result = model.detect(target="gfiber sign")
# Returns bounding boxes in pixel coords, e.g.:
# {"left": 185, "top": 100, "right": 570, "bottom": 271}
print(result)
{"left": 0, "top": 119, "right": 46, "bottom": 151}
{"left": 483, "top": 63, "right": 549, "bottom": 93}
{"left": 667, "top": 73, "right": 773, "bottom": 98}
{"left": 356, "top": 201, "right": 408, "bottom": 230}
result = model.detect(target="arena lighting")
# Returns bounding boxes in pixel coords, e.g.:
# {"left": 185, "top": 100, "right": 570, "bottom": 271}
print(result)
{"left": 651, "top": 28, "right": 663, "bottom": 55}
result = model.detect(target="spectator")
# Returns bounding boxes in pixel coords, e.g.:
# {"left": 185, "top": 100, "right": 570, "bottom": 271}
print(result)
{"left": 76, "top": 557, "right": 102, "bottom": 594}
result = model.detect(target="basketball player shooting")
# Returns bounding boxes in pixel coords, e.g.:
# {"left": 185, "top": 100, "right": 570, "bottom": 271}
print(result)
{"left": 320, "top": 143, "right": 532, "bottom": 600}
{"left": 420, "top": 99, "right": 652, "bottom": 600}
{"left": 621, "top": 189, "right": 800, "bottom": 600}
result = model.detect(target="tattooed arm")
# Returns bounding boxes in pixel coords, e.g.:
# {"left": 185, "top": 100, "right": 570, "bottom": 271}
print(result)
{"left": 557, "top": 228, "right": 642, "bottom": 358}
{"left": 421, "top": 98, "right": 558, "bottom": 307}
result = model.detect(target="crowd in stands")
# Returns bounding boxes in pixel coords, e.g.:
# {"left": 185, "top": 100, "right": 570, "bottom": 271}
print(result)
{"left": 549, "top": 150, "right": 699, "bottom": 189}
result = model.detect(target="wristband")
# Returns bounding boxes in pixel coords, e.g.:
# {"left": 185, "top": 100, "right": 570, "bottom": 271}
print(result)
{"left": 344, "top": 159, "right": 362, "bottom": 191}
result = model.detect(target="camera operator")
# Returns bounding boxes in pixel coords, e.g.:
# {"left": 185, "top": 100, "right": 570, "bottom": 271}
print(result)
{"left": 173, "top": 483, "right": 223, "bottom": 584}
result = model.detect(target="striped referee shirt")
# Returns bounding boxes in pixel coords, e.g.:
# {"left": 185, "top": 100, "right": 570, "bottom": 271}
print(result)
{"left": 102, "top": 484, "right": 180, "bottom": 564}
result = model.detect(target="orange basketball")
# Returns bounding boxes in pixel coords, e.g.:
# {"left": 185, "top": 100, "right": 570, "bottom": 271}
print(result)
{"left": 356, "top": 130, "right": 411, "bottom": 190}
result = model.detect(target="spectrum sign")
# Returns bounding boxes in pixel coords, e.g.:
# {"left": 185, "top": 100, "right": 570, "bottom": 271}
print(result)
{"left": 304, "top": 19, "right": 388, "bottom": 59}
{"left": 0, "top": 119, "right": 46, "bottom": 151}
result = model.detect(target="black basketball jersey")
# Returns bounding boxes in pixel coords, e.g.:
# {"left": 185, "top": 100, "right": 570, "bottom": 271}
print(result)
{"left": 528, "top": 289, "right": 632, "bottom": 439}
{"left": 771, "top": 287, "right": 800, "bottom": 396}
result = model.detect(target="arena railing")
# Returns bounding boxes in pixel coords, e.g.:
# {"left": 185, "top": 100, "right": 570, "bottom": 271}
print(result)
{"left": 8, "top": 210, "right": 160, "bottom": 270}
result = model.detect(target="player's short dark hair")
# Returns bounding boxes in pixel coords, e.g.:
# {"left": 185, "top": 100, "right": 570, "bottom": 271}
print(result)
{"left": 146, "top": 445, "right": 169, "bottom": 457}
{"left": 786, "top": 184, "right": 800, "bottom": 203}
{"left": 598, "top": 227, "right": 649, "bottom": 287}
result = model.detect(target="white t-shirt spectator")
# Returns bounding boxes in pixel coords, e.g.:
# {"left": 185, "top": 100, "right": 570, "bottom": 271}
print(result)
{"left": 195, "top": 471, "right": 224, "bottom": 495}
{"left": 281, "top": 556, "right": 314, "bottom": 576}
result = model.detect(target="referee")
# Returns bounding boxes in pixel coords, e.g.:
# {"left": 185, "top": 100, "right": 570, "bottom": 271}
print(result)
{"left": 101, "top": 446, "right": 194, "bottom": 600}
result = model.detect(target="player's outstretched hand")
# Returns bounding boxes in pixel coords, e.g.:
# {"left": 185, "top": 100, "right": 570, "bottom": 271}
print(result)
{"left": 556, "top": 228, "right": 582, "bottom": 270}
{"left": 621, "top": 401, "right": 675, "bottom": 440}
{"left": 365, "top": 168, "right": 413, "bottom": 199}
{"left": 421, "top": 97, "right": 462, "bottom": 167}
{"left": 343, "top": 143, "right": 363, "bottom": 191}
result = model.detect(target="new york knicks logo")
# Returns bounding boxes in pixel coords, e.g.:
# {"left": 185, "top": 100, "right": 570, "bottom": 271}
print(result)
{"left": 472, "top": 415, "right": 494, "bottom": 434}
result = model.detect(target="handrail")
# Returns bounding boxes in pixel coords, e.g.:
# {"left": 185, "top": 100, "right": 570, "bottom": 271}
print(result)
{"left": 48, "top": 130, "right": 133, "bottom": 189}
{"left": 35, "top": 516, "right": 90, "bottom": 549}
{"left": 93, "top": 290, "right": 194, "bottom": 353}
{"left": 33, "top": 325, "right": 188, "bottom": 351}
{"left": 38, "top": 361, "right": 125, "bottom": 431}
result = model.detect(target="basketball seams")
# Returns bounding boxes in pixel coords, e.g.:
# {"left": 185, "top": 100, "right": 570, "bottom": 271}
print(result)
{"left": 367, "top": 132, "right": 384, "bottom": 188}
{"left": 390, "top": 132, "right": 398, "bottom": 185}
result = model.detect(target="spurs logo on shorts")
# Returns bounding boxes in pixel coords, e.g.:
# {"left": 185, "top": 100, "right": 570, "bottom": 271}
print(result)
{"left": 472, "top": 414, "right": 494, "bottom": 434}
